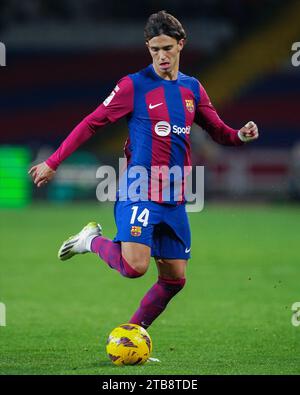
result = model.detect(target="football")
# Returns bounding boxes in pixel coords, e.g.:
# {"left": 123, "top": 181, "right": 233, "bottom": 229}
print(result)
{"left": 106, "top": 323, "right": 152, "bottom": 365}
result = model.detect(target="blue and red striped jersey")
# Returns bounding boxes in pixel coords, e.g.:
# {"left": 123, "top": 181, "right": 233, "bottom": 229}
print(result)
{"left": 46, "top": 64, "right": 243, "bottom": 204}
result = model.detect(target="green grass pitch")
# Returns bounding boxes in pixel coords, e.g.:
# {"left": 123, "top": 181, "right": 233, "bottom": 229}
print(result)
{"left": 1, "top": 203, "right": 300, "bottom": 375}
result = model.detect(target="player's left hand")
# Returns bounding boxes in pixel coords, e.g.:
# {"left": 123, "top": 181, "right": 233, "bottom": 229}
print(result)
{"left": 238, "top": 121, "right": 259, "bottom": 143}
{"left": 28, "top": 161, "right": 56, "bottom": 188}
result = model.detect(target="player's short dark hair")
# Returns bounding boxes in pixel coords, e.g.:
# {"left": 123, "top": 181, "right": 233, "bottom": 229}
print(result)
{"left": 144, "top": 10, "right": 187, "bottom": 42}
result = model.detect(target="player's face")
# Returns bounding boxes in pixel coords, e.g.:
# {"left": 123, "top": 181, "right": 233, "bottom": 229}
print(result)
{"left": 147, "top": 35, "right": 184, "bottom": 79}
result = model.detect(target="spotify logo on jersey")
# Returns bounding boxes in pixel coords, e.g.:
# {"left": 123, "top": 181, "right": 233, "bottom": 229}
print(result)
{"left": 154, "top": 121, "right": 191, "bottom": 137}
{"left": 154, "top": 121, "right": 171, "bottom": 137}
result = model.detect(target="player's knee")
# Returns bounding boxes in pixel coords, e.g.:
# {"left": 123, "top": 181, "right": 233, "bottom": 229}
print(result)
{"left": 121, "top": 243, "right": 150, "bottom": 278}
{"left": 124, "top": 257, "right": 149, "bottom": 278}
{"left": 159, "top": 276, "right": 186, "bottom": 292}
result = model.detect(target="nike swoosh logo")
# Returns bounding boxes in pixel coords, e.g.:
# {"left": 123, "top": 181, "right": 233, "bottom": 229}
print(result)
{"left": 149, "top": 103, "right": 163, "bottom": 110}
{"left": 185, "top": 248, "right": 191, "bottom": 253}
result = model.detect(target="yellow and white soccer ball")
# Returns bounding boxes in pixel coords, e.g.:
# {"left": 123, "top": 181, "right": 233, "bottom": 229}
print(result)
{"left": 106, "top": 323, "right": 152, "bottom": 366}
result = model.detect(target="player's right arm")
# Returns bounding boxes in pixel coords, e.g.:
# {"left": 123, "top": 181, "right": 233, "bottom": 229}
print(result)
{"left": 194, "top": 82, "right": 259, "bottom": 145}
{"left": 29, "top": 76, "right": 134, "bottom": 187}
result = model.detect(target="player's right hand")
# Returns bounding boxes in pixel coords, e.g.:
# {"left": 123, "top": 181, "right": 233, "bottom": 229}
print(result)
{"left": 238, "top": 121, "right": 259, "bottom": 143}
{"left": 28, "top": 161, "right": 56, "bottom": 188}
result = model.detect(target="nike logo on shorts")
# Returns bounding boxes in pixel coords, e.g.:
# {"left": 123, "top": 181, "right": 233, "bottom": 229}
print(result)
{"left": 149, "top": 103, "right": 163, "bottom": 110}
{"left": 185, "top": 248, "right": 191, "bottom": 253}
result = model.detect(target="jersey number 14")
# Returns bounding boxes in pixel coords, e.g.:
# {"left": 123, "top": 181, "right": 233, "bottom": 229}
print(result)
{"left": 130, "top": 206, "right": 149, "bottom": 227}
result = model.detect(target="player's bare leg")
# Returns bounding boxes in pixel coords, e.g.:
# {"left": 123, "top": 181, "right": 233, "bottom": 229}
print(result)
{"left": 155, "top": 258, "right": 187, "bottom": 280}
{"left": 121, "top": 242, "right": 151, "bottom": 275}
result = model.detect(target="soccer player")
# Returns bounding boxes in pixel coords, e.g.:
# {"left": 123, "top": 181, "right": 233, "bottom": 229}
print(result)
{"left": 29, "top": 11, "right": 259, "bottom": 330}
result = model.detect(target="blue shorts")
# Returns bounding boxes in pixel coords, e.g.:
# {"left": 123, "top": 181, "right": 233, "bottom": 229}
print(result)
{"left": 113, "top": 200, "right": 191, "bottom": 260}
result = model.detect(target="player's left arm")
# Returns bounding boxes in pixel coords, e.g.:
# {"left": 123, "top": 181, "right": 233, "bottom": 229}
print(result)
{"left": 194, "top": 82, "right": 259, "bottom": 145}
{"left": 29, "top": 76, "right": 134, "bottom": 187}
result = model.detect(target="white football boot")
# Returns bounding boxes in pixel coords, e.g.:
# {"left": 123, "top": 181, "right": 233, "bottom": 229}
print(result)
{"left": 58, "top": 222, "right": 102, "bottom": 261}
{"left": 147, "top": 357, "right": 161, "bottom": 363}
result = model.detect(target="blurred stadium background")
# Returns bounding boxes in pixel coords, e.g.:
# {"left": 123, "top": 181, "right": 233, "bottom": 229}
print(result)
{"left": 1, "top": 0, "right": 300, "bottom": 375}
{"left": 1, "top": 0, "right": 300, "bottom": 206}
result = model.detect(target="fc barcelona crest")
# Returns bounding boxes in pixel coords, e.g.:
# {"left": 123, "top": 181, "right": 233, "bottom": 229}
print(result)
{"left": 185, "top": 99, "right": 194, "bottom": 113}
{"left": 131, "top": 226, "right": 142, "bottom": 237}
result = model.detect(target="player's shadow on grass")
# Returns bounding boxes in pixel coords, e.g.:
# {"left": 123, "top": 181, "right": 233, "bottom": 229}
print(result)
{"left": 67, "top": 360, "right": 126, "bottom": 372}
{"left": 67, "top": 359, "right": 154, "bottom": 372}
